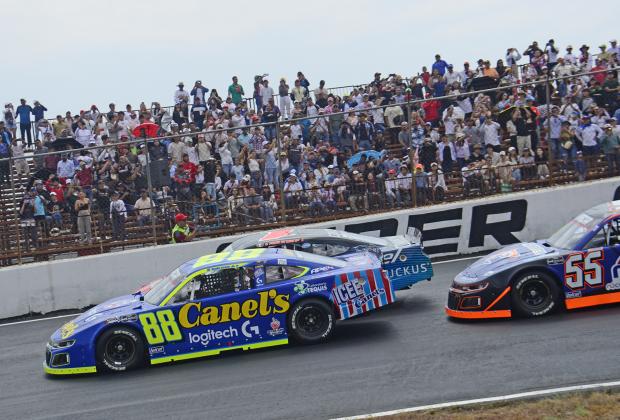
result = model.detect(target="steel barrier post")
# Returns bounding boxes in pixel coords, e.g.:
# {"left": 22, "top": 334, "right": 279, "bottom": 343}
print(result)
{"left": 143, "top": 137, "right": 158, "bottom": 245}
{"left": 9, "top": 157, "right": 22, "bottom": 264}
{"left": 275, "top": 121, "right": 286, "bottom": 221}
{"left": 406, "top": 103, "right": 417, "bottom": 207}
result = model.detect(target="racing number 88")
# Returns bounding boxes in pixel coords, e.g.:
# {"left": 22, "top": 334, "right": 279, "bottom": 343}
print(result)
{"left": 138, "top": 310, "right": 182, "bottom": 345}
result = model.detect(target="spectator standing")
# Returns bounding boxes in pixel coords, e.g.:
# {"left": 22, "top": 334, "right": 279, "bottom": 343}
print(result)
{"left": 278, "top": 78, "right": 292, "bottom": 120}
{"left": 3, "top": 103, "right": 16, "bottom": 138}
{"left": 600, "top": 124, "right": 620, "bottom": 175}
{"left": 228, "top": 76, "right": 245, "bottom": 105}
{"left": 174, "top": 82, "right": 190, "bottom": 104}
{"left": 190, "top": 80, "right": 209, "bottom": 105}
{"left": 11, "top": 138, "right": 29, "bottom": 177}
{"left": 32, "top": 101, "right": 47, "bottom": 126}
{"left": 314, "top": 80, "right": 329, "bottom": 108}
{"left": 74, "top": 191, "right": 92, "bottom": 244}
{"left": 432, "top": 54, "right": 449, "bottom": 76}
{"left": 134, "top": 189, "right": 155, "bottom": 226}
{"left": 576, "top": 116, "right": 603, "bottom": 156}
{"left": 15, "top": 99, "right": 33, "bottom": 148}
{"left": 260, "top": 80, "right": 275, "bottom": 107}
{"left": 110, "top": 191, "right": 127, "bottom": 241}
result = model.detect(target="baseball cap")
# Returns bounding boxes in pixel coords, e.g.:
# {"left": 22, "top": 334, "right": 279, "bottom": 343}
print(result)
{"left": 175, "top": 213, "right": 188, "bottom": 222}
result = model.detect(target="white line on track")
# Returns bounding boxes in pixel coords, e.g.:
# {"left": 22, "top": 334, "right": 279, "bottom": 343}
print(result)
{"left": 0, "top": 313, "right": 80, "bottom": 328}
{"left": 0, "top": 255, "right": 481, "bottom": 328}
{"left": 333, "top": 380, "right": 620, "bottom": 419}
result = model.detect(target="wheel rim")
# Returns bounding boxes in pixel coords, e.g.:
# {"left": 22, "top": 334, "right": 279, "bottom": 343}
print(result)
{"left": 297, "top": 306, "right": 328, "bottom": 337}
{"left": 105, "top": 336, "right": 135, "bottom": 365}
{"left": 519, "top": 279, "right": 551, "bottom": 310}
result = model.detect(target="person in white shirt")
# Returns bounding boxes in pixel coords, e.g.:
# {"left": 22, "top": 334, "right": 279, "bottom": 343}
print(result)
{"left": 444, "top": 65, "right": 461, "bottom": 85}
{"left": 260, "top": 80, "right": 274, "bottom": 107}
{"left": 174, "top": 82, "right": 190, "bottom": 104}
{"left": 134, "top": 190, "right": 154, "bottom": 226}
{"left": 74, "top": 121, "right": 94, "bottom": 147}
{"left": 480, "top": 117, "right": 501, "bottom": 148}
{"left": 563, "top": 45, "right": 578, "bottom": 65}
{"left": 109, "top": 191, "right": 127, "bottom": 240}
{"left": 576, "top": 116, "right": 603, "bottom": 156}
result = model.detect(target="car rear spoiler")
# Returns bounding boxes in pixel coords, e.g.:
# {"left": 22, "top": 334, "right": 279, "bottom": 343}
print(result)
{"left": 406, "top": 227, "right": 423, "bottom": 246}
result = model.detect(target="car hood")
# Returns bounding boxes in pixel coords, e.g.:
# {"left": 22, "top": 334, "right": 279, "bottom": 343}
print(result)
{"left": 458, "top": 242, "right": 555, "bottom": 282}
{"left": 51, "top": 294, "right": 147, "bottom": 341}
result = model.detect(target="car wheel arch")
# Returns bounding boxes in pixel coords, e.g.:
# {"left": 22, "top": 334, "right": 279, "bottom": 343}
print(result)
{"left": 509, "top": 265, "right": 564, "bottom": 293}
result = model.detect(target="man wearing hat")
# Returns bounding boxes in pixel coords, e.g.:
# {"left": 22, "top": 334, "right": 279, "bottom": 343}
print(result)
{"left": 564, "top": 45, "right": 577, "bottom": 65}
{"left": 174, "top": 82, "right": 189, "bottom": 104}
{"left": 600, "top": 124, "right": 620, "bottom": 175}
{"left": 283, "top": 169, "right": 302, "bottom": 208}
{"left": 170, "top": 213, "right": 194, "bottom": 244}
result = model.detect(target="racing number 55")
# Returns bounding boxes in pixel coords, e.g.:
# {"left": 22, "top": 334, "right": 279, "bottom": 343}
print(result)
{"left": 138, "top": 310, "right": 182, "bottom": 345}
{"left": 564, "top": 250, "right": 605, "bottom": 290}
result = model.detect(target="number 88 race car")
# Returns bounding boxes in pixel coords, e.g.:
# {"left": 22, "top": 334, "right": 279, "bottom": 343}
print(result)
{"left": 45, "top": 248, "right": 394, "bottom": 375}
{"left": 447, "top": 201, "right": 620, "bottom": 319}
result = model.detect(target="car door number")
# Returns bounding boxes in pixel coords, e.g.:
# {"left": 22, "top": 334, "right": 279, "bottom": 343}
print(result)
{"left": 564, "top": 250, "right": 604, "bottom": 290}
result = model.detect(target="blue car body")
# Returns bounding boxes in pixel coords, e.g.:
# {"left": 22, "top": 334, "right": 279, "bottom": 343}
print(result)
{"left": 447, "top": 201, "right": 620, "bottom": 318}
{"left": 45, "top": 248, "right": 394, "bottom": 375}
{"left": 224, "top": 228, "right": 433, "bottom": 291}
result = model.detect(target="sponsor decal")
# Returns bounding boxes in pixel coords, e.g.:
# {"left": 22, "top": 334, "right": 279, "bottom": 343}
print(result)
{"left": 178, "top": 289, "right": 290, "bottom": 329}
{"left": 277, "top": 259, "right": 287, "bottom": 265}
{"left": 105, "top": 314, "right": 138, "bottom": 324}
{"left": 59, "top": 322, "right": 77, "bottom": 339}
{"left": 310, "top": 265, "right": 335, "bottom": 274}
{"left": 149, "top": 346, "right": 165, "bottom": 355}
{"left": 259, "top": 229, "right": 293, "bottom": 242}
{"left": 332, "top": 277, "right": 384, "bottom": 308}
{"left": 267, "top": 317, "right": 284, "bottom": 336}
{"left": 254, "top": 266, "right": 265, "bottom": 287}
{"left": 606, "top": 256, "right": 620, "bottom": 291}
{"left": 241, "top": 320, "right": 260, "bottom": 338}
{"left": 293, "top": 280, "right": 328, "bottom": 295}
{"left": 566, "top": 291, "right": 582, "bottom": 298}
{"left": 547, "top": 256, "right": 564, "bottom": 265}
{"left": 399, "top": 254, "right": 408, "bottom": 262}
{"left": 386, "top": 263, "right": 431, "bottom": 279}
{"left": 188, "top": 326, "right": 239, "bottom": 346}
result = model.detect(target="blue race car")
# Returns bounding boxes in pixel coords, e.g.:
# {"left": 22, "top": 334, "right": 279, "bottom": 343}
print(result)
{"left": 45, "top": 248, "right": 394, "bottom": 375}
{"left": 224, "top": 228, "right": 433, "bottom": 290}
{"left": 447, "top": 201, "right": 620, "bottom": 319}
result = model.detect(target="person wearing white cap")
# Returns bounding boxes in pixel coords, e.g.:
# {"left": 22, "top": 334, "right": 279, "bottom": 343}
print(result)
{"left": 283, "top": 169, "right": 302, "bottom": 208}
{"left": 174, "top": 82, "right": 189, "bottom": 104}
{"left": 610, "top": 39, "right": 620, "bottom": 59}
{"left": 563, "top": 45, "right": 578, "bottom": 65}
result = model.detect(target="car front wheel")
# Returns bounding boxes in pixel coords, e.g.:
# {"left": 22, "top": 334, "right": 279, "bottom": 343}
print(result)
{"left": 288, "top": 298, "right": 334, "bottom": 344}
{"left": 96, "top": 327, "right": 145, "bottom": 372}
{"left": 511, "top": 271, "right": 561, "bottom": 317}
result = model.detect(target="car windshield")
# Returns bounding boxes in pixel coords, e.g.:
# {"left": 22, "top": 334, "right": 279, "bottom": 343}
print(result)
{"left": 547, "top": 211, "right": 600, "bottom": 250}
{"left": 144, "top": 268, "right": 186, "bottom": 305}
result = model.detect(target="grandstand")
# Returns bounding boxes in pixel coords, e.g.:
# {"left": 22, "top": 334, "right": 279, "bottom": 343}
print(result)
{"left": 1, "top": 39, "right": 619, "bottom": 266}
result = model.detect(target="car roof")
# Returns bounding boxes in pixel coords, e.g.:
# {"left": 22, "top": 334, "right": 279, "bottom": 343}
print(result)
{"left": 179, "top": 247, "right": 348, "bottom": 274}
{"left": 227, "top": 228, "right": 389, "bottom": 250}
{"left": 586, "top": 201, "right": 620, "bottom": 221}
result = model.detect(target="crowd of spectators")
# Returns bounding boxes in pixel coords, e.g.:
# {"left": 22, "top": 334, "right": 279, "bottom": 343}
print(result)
{"left": 2, "top": 38, "right": 620, "bottom": 249}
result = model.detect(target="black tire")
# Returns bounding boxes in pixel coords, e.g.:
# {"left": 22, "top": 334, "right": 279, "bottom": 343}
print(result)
{"left": 288, "top": 298, "right": 335, "bottom": 344}
{"left": 96, "top": 327, "right": 145, "bottom": 372}
{"left": 511, "top": 271, "right": 561, "bottom": 317}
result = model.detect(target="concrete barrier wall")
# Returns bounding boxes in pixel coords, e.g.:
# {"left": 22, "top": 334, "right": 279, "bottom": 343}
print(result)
{"left": 2, "top": 177, "right": 619, "bottom": 319}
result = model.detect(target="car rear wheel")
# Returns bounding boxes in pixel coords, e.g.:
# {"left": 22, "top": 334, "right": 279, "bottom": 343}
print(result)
{"left": 511, "top": 271, "right": 560, "bottom": 317}
{"left": 96, "top": 327, "right": 145, "bottom": 372}
{"left": 288, "top": 298, "right": 334, "bottom": 344}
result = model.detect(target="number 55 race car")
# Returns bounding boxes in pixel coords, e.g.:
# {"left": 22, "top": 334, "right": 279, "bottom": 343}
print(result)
{"left": 224, "top": 228, "right": 433, "bottom": 290}
{"left": 45, "top": 248, "right": 394, "bottom": 375}
{"left": 447, "top": 201, "right": 620, "bottom": 319}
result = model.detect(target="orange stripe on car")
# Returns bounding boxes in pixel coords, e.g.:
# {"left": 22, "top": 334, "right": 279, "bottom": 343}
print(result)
{"left": 565, "top": 291, "right": 620, "bottom": 310}
{"left": 445, "top": 307, "right": 511, "bottom": 319}
{"left": 484, "top": 286, "right": 511, "bottom": 312}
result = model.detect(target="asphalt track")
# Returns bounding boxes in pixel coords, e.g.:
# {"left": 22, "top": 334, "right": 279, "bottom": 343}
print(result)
{"left": 2, "top": 258, "right": 620, "bottom": 420}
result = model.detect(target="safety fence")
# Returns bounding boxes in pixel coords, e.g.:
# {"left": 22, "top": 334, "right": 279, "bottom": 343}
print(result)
{"left": 0, "top": 66, "right": 618, "bottom": 266}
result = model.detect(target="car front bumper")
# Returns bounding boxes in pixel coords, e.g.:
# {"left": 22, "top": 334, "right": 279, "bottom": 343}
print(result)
{"left": 445, "top": 280, "right": 512, "bottom": 319}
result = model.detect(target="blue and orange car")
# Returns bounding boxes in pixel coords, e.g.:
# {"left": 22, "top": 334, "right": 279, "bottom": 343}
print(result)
{"left": 447, "top": 201, "right": 620, "bottom": 319}
{"left": 45, "top": 248, "right": 394, "bottom": 375}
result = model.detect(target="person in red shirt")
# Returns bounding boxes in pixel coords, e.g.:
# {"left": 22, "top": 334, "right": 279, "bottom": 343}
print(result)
{"left": 422, "top": 95, "right": 441, "bottom": 126}
{"left": 591, "top": 59, "right": 607, "bottom": 84}
{"left": 74, "top": 162, "right": 94, "bottom": 196}
{"left": 178, "top": 153, "right": 197, "bottom": 183}
{"left": 45, "top": 177, "right": 65, "bottom": 203}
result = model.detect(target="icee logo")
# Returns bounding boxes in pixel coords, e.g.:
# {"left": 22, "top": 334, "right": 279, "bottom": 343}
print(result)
{"left": 606, "top": 256, "right": 620, "bottom": 291}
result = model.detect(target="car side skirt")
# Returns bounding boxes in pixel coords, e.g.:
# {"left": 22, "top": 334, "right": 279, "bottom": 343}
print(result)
{"left": 565, "top": 291, "right": 620, "bottom": 310}
{"left": 150, "top": 338, "right": 289, "bottom": 365}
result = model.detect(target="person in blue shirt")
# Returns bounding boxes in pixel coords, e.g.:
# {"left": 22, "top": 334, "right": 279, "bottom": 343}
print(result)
{"left": 32, "top": 101, "right": 48, "bottom": 123}
{"left": 431, "top": 54, "right": 450, "bottom": 76}
{"left": 15, "top": 98, "right": 33, "bottom": 147}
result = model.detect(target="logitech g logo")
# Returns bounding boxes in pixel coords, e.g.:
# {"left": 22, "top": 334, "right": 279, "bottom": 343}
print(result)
{"left": 241, "top": 320, "right": 259, "bottom": 338}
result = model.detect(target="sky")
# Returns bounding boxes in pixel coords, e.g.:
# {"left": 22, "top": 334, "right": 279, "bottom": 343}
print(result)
{"left": 2, "top": 0, "right": 619, "bottom": 117}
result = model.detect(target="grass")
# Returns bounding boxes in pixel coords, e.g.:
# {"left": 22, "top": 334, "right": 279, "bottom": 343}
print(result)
{"left": 380, "top": 390, "right": 620, "bottom": 420}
